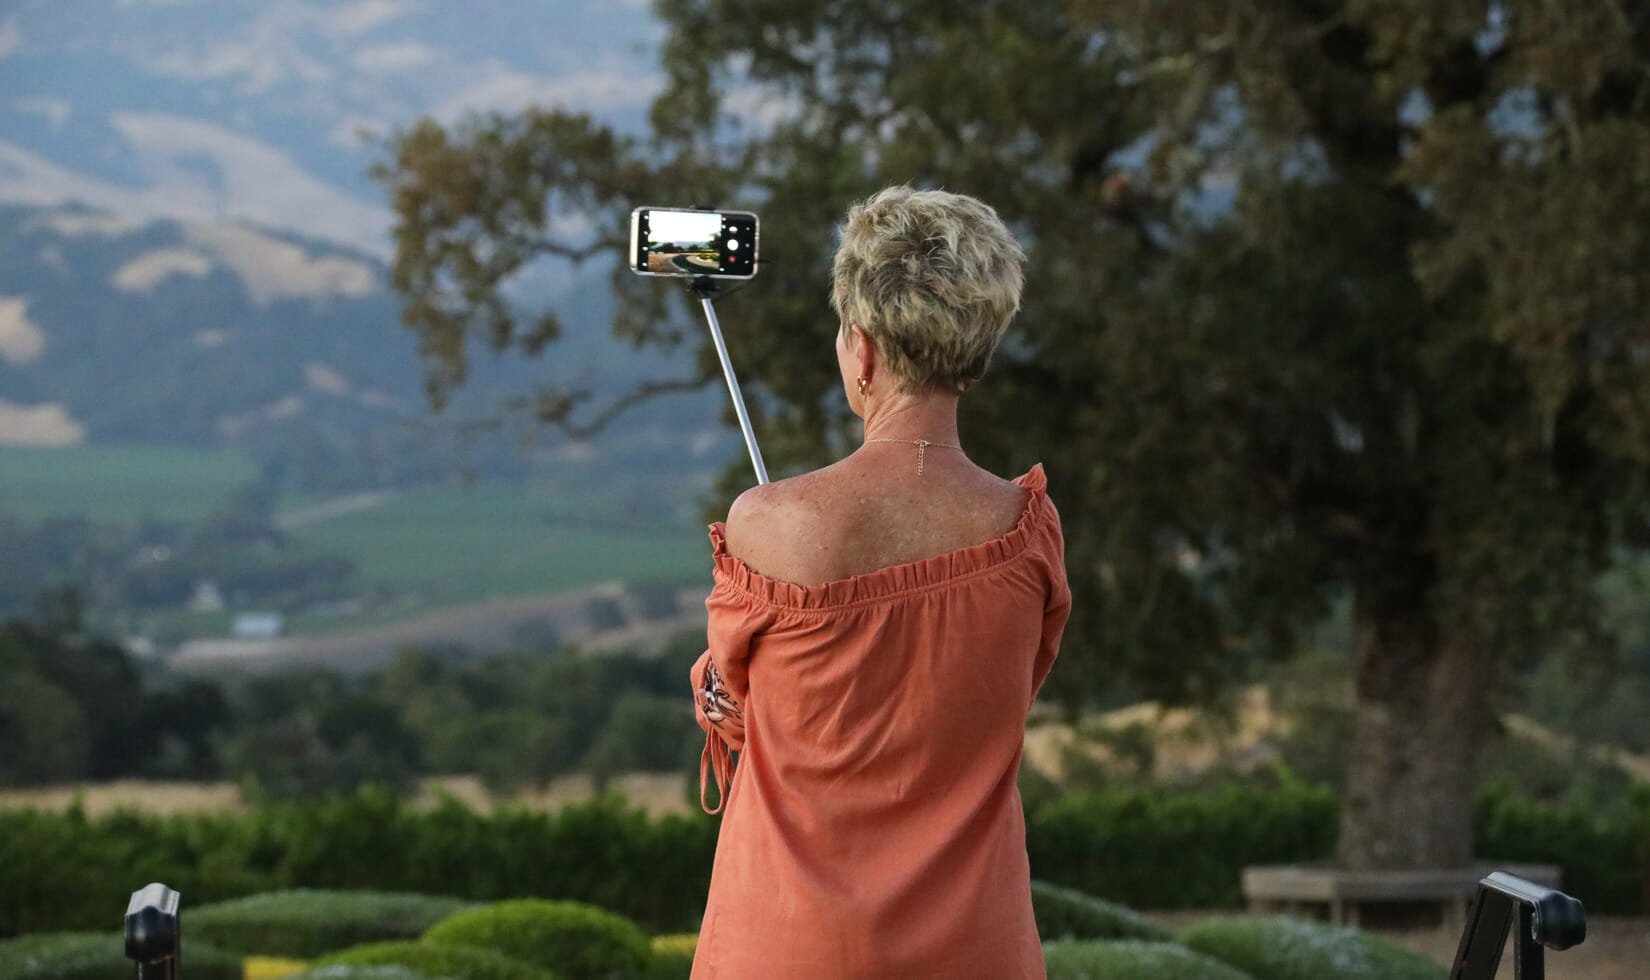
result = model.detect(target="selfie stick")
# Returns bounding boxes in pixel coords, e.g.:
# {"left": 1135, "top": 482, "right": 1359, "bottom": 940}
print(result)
{"left": 692, "top": 277, "right": 769, "bottom": 485}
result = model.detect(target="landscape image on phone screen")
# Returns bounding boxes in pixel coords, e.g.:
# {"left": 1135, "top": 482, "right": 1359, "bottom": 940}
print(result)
{"left": 644, "top": 210, "right": 723, "bottom": 274}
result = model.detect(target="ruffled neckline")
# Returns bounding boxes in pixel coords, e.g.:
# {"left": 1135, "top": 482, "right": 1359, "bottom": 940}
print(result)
{"left": 707, "top": 463, "right": 1050, "bottom": 611}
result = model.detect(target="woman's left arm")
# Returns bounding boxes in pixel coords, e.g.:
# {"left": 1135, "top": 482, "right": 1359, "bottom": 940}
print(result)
{"left": 1031, "top": 498, "right": 1072, "bottom": 704}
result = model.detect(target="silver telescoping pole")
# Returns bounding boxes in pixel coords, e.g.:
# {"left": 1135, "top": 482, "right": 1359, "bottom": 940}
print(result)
{"left": 699, "top": 293, "right": 770, "bottom": 485}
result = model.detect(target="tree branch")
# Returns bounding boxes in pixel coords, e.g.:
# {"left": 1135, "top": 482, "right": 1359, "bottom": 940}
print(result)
{"left": 515, "top": 375, "right": 714, "bottom": 441}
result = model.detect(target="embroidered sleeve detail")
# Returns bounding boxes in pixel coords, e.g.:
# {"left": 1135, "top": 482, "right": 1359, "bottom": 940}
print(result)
{"left": 700, "top": 659, "right": 743, "bottom": 726}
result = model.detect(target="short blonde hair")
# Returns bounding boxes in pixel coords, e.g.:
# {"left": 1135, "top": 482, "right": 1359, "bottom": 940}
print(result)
{"left": 830, "top": 186, "right": 1025, "bottom": 393}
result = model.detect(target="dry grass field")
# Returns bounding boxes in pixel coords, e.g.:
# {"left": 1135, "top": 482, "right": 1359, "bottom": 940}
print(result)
{"left": 0, "top": 773, "right": 694, "bottom": 817}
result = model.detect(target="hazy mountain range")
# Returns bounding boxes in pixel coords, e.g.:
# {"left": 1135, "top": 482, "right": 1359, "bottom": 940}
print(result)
{"left": 0, "top": 0, "right": 724, "bottom": 487}
{"left": 1, "top": 1, "right": 660, "bottom": 254}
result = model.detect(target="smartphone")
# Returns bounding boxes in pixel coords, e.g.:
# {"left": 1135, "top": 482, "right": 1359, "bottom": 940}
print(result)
{"left": 630, "top": 207, "right": 759, "bottom": 279}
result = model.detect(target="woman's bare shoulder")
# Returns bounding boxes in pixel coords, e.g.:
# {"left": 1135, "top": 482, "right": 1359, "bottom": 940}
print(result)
{"left": 722, "top": 465, "right": 858, "bottom": 583}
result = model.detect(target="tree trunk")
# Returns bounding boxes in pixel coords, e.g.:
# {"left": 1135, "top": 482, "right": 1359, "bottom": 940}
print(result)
{"left": 1338, "top": 590, "right": 1492, "bottom": 870}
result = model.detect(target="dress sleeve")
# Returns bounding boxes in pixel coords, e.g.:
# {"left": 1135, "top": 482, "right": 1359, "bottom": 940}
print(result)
{"left": 1030, "top": 496, "right": 1071, "bottom": 705}
{"left": 690, "top": 578, "right": 764, "bottom": 814}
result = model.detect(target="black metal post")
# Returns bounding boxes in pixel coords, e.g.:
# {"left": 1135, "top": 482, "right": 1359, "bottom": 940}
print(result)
{"left": 1450, "top": 871, "right": 1586, "bottom": 980}
{"left": 125, "top": 882, "right": 181, "bottom": 980}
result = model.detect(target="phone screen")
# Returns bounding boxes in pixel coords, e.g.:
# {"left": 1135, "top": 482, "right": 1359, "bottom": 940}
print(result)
{"left": 631, "top": 208, "right": 758, "bottom": 279}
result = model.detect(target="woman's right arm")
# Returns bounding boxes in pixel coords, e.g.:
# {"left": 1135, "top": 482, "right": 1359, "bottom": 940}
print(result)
{"left": 690, "top": 581, "right": 765, "bottom": 813}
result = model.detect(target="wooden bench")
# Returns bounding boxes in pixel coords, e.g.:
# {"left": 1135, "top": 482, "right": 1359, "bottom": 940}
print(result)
{"left": 1242, "top": 862, "right": 1562, "bottom": 933}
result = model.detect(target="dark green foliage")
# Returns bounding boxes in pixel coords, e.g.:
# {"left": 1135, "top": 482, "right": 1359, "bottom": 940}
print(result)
{"left": 1043, "top": 939, "right": 1256, "bottom": 980}
{"left": 316, "top": 940, "right": 553, "bottom": 980}
{"left": 0, "top": 616, "right": 174, "bottom": 784}
{"left": 1031, "top": 881, "right": 1174, "bottom": 942}
{"left": 372, "top": 645, "right": 700, "bottom": 795}
{"left": 380, "top": 0, "right": 1650, "bottom": 871}
{"left": 4, "top": 782, "right": 1646, "bottom": 940}
{"left": 226, "top": 669, "right": 423, "bottom": 800}
{"left": 1179, "top": 916, "right": 1446, "bottom": 980}
{"left": 0, "top": 931, "right": 241, "bottom": 980}
{"left": 0, "top": 791, "right": 717, "bottom": 937}
{"left": 638, "top": 955, "right": 692, "bottom": 980}
{"left": 188, "top": 890, "right": 474, "bottom": 958}
{"left": 423, "top": 900, "right": 649, "bottom": 980}
{"left": 1026, "top": 783, "right": 1339, "bottom": 908}
{"left": 0, "top": 608, "right": 703, "bottom": 797}
{"left": 583, "top": 692, "right": 701, "bottom": 790}
{"left": 1474, "top": 782, "right": 1650, "bottom": 916}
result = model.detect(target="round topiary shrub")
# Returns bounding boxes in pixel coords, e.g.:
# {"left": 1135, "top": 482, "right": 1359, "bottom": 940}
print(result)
{"left": 190, "top": 889, "right": 475, "bottom": 958}
{"left": 1044, "top": 939, "right": 1257, "bottom": 980}
{"left": 423, "top": 900, "right": 650, "bottom": 980}
{"left": 1180, "top": 916, "right": 1447, "bottom": 980}
{"left": 641, "top": 932, "right": 698, "bottom": 980}
{"left": 315, "top": 940, "right": 554, "bottom": 980}
{"left": 1032, "top": 881, "right": 1175, "bottom": 942}
{"left": 0, "top": 931, "right": 242, "bottom": 980}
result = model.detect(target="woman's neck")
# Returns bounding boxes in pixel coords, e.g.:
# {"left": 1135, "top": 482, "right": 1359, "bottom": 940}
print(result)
{"left": 861, "top": 392, "right": 962, "bottom": 446}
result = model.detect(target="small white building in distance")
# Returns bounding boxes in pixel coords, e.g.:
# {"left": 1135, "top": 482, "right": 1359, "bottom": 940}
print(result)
{"left": 232, "top": 612, "right": 285, "bottom": 639}
{"left": 188, "top": 581, "right": 226, "bottom": 613}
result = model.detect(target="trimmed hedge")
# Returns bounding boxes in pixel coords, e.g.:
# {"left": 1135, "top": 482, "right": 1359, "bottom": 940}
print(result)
{"left": 0, "top": 931, "right": 241, "bottom": 980}
{"left": 1032, "top": 880, "right": 1174, "bottom": 942}
{"left": 190, "top": 889, "right": 474, "bottom": 958}
{"left": 317, "top": 940, "right": 553, "bottom": 980}
{"left": 1180, "top": 916, "right": 1446, "bottom": 980}
{"left": 1044, "top": 939, "right": 1256, "bottom": 980}
{"left": 1475, "top": 782, "right": 1650, "bottom": 914}
{"left": 1027, "top": 782, "right": 1340, "bottom": 909}
{"left": 3, "top": 782, "right": 1644, "bottom": 939}
{"left": 424, "top": 900, "right": 650, "bottom": 980}
{"left": 0, "top": 790, "right": 716, "bottom": 937}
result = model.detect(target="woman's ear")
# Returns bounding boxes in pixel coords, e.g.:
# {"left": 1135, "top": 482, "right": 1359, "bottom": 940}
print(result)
{"left": 851, "top": 324, "right": 879, "bottom": 379}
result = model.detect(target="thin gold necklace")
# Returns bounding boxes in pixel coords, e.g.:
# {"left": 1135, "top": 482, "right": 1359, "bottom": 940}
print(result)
{"left": 864, "top": 437, "right": 961, "bottom": 476}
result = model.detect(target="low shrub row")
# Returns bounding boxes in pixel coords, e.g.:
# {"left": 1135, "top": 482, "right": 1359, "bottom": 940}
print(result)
{"left": 1044, "top": 938, "right": 1256, "bottom": 980}
{"left": 2, "top": 781, "right": 1644, "bottom": 939}
{"left": 315, "top": 940, "right": 553, "bottom": 980}
{"left": 1027, "top": 781, "right": 1340, "bottom": 908}
{"left": 4, "top": 890, "right": 1451, "bottom": 980}
{"left": 1030, "top": 880, "right": 1174, "bottom": 942}
{"left": 421, "top": 900, "right": 650, "bottom": 980}
{"left": 1042, "top": 916, "right": 1449, "bottom": 980}
{"left": 189, "top": 890, "right": 475, "bottom": 959}
{"left": 0, "top": 930, "right": 242, "bottom": 979}
{"left": 1179, "top": 916, "right": 1443, "bottom": 980}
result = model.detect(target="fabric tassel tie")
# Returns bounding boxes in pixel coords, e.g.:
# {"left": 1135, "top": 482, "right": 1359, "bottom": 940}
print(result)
{"left": 700, "top": 729, "right": 736, "bottom": 814}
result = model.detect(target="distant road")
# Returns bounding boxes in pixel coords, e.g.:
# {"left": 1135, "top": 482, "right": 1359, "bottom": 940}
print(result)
{"left": 168, "top": 582, "right": 709, "bottom": 674}
{"left": 273, "top": 490, "right": 396, "bottom": 531}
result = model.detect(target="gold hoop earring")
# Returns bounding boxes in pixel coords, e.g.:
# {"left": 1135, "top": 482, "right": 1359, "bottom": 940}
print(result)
{"left": 857, "top": 377, "right": 870, "bottom": 396}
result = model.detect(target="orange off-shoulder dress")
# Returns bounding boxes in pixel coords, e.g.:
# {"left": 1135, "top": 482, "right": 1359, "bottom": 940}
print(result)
{"left": 688, "top": 464, "right": 1072, "bottom": 980}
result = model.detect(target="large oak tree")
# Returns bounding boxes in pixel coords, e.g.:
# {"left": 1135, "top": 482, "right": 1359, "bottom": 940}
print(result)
{"left": 377, "top": 0, "right": 1650, "bottom": 870}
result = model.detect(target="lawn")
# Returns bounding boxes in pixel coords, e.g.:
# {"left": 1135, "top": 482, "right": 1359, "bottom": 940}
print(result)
{"left": 0, "top": 444, "right": 257, "bottom": 523}
{"left": 286, "top": 480, "right": 709, "bottom": 606}
{"left": 0, "top": 444, "right": 716, "bottom": 634}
